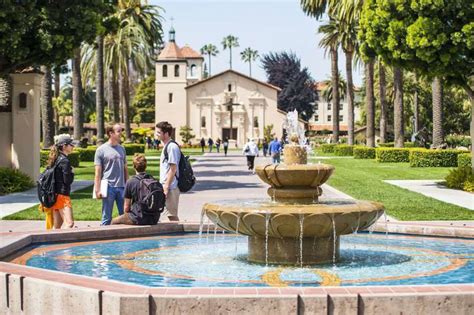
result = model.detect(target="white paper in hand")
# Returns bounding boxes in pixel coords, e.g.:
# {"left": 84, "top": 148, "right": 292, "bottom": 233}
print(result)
{"left": 92, "top": 179, "right": 108, "bottom": 199}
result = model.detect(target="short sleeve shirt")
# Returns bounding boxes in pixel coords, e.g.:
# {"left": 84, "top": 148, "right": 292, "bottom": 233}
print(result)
{"left": 94, "top": 142, "right": 127, "bottom": 187}
{"left": 160, "top": 141, "right": 180, "bottom": 190}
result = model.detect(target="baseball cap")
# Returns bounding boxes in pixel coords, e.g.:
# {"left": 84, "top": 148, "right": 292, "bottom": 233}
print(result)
{"left": 55, "top": 134, "right": 80, "bottom": 147}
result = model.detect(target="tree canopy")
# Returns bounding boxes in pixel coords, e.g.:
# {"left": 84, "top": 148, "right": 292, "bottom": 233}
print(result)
{"left": 358, "top": 0, "right": 473, "bottom": 89}
{"left": 261, "top": 52, "right": 317, "bottom": 121}
{"left": 0, "top": 1, "right": 107, "bottom": 74}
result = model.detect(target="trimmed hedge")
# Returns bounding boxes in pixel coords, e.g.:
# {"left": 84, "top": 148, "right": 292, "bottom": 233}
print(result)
{"left": 333, "top": 145, "right": 353, "bottom": 156}
{"left": 409, "top": 149, "right": 465, "bottom": 167}
{"left": 353, "top": 146, "right": 376, "bottom": 159}
{"left": 319, "top": 143, "right": 337, "bottom": 153}
{"left": 0, "top": 167, "right": 34, "bottom": 195}
{"left": 40, "top": 150, "right": 80, "bottom": 167}
{"left": 375, "top": 148, "right": 410, "bottom": 163}
{"left": 75, "top": 147, "right": 96, "bottom": 162}
{"left": 123, "top": 143, "right": 145, "bottom": 155}
{"left": 458, "top": 153, "right": 472, "bottom": 168}
{"left": 378, "top": 142, "right": 417, "bottom": 148}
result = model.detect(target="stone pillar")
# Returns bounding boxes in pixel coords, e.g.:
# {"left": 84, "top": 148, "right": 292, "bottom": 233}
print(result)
{"left": 10, "top": 73, "right": 42, "bottom": 181}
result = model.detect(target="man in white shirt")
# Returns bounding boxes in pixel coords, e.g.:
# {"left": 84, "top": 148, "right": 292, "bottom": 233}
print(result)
{"left": 243, "top": 138, "right": 259, "bottom": 174}
{"left": 155, "top": 121, "right": 181, "bottom": 221}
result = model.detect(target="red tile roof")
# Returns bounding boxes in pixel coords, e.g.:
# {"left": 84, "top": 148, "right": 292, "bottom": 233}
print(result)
{"left": 158, "top": 42, "right": 183, "bottom": 60}
{"left": 309, "top": 124, "right": 349, "bottom": 131}
{"left": 180, "top": 45, "right": 203, "bottom": 59}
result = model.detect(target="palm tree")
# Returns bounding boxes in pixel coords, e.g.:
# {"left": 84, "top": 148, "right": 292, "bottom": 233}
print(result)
{"left": 338, "top": 17, "right": 358, "bottom": 145}
{"left": 319, "top": 20, "right": 341, "bottom": 143}
{"left": 432, "top": 76, "right": 443, "bottom": 147}
{"left": 96, "top": 35, "right": 105, "bottom": 141}
{"left": 72, "top": 48, "right": 84, "bottom": 140}
{"left": 200, "top": 44, "right": 219, "bottom": 76}
{"left": 82, "top": 0, "right": 164, "bottom": 141}
{"left": 221, "top": 35, "right": 239, "bottom": 70}
{"left": 378, "top": 59, "right": 387, "bottom": 143}
{"left": 393, "top": 66, "right": 404, "bottom": 148}
{"left": 240, "top": 48, "right": 259, "bottom": 77}
{"left": 40, "top": 65, "right": 54, "bottom": 148}
{"left": 365, "top": 60, "right": 375, "bottom": 147}
{"left": 321, "top": 73, "right": 347, "bottom": 102}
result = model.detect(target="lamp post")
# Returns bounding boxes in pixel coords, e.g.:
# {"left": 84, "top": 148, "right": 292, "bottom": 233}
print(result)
{"left": 225, "top": 98, "right": 239, "bottom": 140}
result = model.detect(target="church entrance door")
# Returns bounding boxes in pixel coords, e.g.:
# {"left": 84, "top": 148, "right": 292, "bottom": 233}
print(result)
{"left": 222, "top": 128, "right": 237, "bottom": 140}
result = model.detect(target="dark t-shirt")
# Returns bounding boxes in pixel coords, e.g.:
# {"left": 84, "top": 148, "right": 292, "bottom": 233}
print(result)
{"left": 124, "top": 173, "right": 159, "bottom": 225}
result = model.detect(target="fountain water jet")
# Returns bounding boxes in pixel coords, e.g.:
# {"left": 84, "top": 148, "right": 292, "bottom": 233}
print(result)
{"left": 203, "top": 110, "right": 384, "bottom": 265}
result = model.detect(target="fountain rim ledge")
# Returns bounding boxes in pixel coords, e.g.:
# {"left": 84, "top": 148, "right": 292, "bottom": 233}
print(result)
{"left": 0, "top": 223, "right": 473, "bottom": 314}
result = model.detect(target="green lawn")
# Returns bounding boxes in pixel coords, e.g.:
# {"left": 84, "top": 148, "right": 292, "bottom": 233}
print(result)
{"left": 311, "top": 155, "right": 474, "bottom": 221}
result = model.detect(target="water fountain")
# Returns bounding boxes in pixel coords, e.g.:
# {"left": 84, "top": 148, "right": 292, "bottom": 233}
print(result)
{"left": 203, "top": 110, "right": 385, "bottom": 265}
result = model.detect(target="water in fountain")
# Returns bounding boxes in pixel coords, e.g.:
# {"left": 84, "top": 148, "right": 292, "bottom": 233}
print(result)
{"left": 299, "top": 213, "right": 304, "bottom": 267}
{"left": 265, "top": 211, "right": 270, "bottom": 266}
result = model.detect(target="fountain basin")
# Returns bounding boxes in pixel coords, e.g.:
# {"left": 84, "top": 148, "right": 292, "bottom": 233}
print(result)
{"left": 255, "top": 163, "right": 334, "bottom": 189}
{"left": 203, "top": 199, "right": 384, "bottom": 264}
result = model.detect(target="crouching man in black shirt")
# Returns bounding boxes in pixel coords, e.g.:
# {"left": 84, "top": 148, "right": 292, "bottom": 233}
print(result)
{"left": 112, "top": 154, "right": 164, "bottom": 225}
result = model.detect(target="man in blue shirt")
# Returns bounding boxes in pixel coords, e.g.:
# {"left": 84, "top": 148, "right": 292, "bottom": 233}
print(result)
{"left": 269, "top": 137, "right": 282, "bottom": 164}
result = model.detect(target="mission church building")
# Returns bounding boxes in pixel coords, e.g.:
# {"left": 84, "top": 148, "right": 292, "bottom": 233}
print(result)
{"left": 155, "top": 28, "right": 303, "bottom": 146}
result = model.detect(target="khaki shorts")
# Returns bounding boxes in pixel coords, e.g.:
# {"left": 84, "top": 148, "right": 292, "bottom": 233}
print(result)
{"left": 165, "top": 187, "right": 180, "bottom": 217}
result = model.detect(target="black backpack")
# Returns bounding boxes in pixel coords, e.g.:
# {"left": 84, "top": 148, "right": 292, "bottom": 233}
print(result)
{"left": 164, "top": 141, "right": 196, "bottom": 192}
{"left": 37, "top": 157, "right": 61, "bottom": 208}
{"left": 134, "top": 174, "right": 166, "bottom": 217}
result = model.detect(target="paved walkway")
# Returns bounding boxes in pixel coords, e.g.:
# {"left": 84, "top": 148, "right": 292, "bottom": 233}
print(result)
{"left": 385, "top": 180, "right": 474, "bottom": 210}
{"left": 0, "top": 180, "right": 93, "bottom": 219}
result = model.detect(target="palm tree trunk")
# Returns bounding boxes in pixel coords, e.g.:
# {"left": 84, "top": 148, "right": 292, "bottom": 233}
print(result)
{"left": 107, "top": 68, "right": 114, "bottom": 112}
{"left": 113, "top": 74, "right": 120, "bottom": 123}
{"left": 378, "top": 60, "right": 387, "bottom": 143}
{"left": 40, "top": 66, "right": 54, "bottom": 149}
{"left": 249, "top": 61, "right": 252, "bottom": 77}
{"left": 0, "top": 73, "right": 12, "bottom": 112}
{"left": 72, "top": 48, "right": 84, "bottom": 140}
{"left": 331, "top": 46, "right": 339, "bottom": 143}
{"left": 365, "top": 59, "right": 375, "bottom": 147}
{"left": 393, "top": 67, "right": 404, "bottom": 148}
{"left": 120, "top": 68, "right": 132, "bottom": 142}
{"left": 208, "top": 55, "right": 212, "bottom": 76}
{"left": 413, "top": 74, "right": 419, "bottom": 134}
{"left": 96, "top": 35, "right": 105, "bottom": 141}
{"left": 345, "top": 50, "right": 355, "bottom": 145}
{"left": 432, "top": 76, "right": 443, "bottom": 147}
{"left": 229, "top": 48, "right": 233, "bottom": 69}
{"left": 54, "top": 70, "right": 60, "bottom": 133}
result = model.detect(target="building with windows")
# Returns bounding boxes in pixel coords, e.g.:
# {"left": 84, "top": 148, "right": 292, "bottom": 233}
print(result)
{"left": 308, "top": 82, "right": 362, "bottom": 134}
{"left": 155, "top": 29, "right": 304, "bottom": 146}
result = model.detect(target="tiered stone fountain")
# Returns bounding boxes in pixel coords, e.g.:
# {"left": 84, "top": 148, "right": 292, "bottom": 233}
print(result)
{"left": 203, "top": 112, "right": 384, "bottom": 265}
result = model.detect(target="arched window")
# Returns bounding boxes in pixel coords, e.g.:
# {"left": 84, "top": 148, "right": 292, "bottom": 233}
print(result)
{"left": 201, "top": 116, "right": 206, "bottom": 128}
{"left": 162, "top": 65, "right": 168, "bottom": 77}
{"left": 190, "top": 64, "right": 197, "bottom": 77}
{"left": 174, "top": 65, "right": 180, "bottom": 77}
{"left": 253, "top": 117, "right": 259, "bottom": 128}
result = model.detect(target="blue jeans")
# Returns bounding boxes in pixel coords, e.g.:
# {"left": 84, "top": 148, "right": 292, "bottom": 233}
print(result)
{"left": 101, "top": 186, "right": 124, "bottom": 225}
{"left": 272, "top": 153, "right": 281, "bottom": 164}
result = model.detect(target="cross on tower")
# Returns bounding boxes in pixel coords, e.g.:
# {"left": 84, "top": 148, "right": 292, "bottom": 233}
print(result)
{"left": 225, "top": 98, "right": 239, "bottom": 140}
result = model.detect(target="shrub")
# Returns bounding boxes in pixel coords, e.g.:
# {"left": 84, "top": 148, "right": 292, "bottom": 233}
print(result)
{"left": 445, "top": 134, "right": 471, "bottom": 148}
{"left": 445, "top": 166, "right": 473, "bottom": 191}
{"left": 123, "top": 143, "right": 145, "bottom": 155}
{"left": 75, "top": 147, "right": 96, "bottom": 162}
{"left": 333, "top": 145, "right": 353, "bottom": 156}
{"left": 0, "top": 167, "right": 34, "bottom": 195}
{"left": 378, "top": 142, "right": 417, "bottom": 148}
{"left": 353, "top": 146, "right": 376, "bottom": 159}
{"left": 319, "top": 143, "right": 337, "bottom": 153}
{"left": 375, "top": 148, "right": 410, "bottom": 163}
{"left": 458, "top": 153, "right": 472, "bottom": 167}
{"left": 40, "top": 150, "right": 80, "bottom": 167}
{"left": 409, "top": 149, "right": 465, "bottom": 167}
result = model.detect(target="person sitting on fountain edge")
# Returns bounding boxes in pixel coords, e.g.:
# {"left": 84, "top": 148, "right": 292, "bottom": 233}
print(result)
{"left": 112, "top": 154, "right": 165, "bottom": 225}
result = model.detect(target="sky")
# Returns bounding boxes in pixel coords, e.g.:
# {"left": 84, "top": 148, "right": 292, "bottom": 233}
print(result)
{"left": 152, "top": 0, "right": 363, "bottom": 86}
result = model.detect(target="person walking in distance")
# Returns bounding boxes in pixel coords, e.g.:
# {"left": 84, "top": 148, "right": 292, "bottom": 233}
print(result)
{"left": 94, "top": 124, "right": 129, "bottom": 225}
{"left": 156, "top": 121, "right": 181, "bottom": 221}
{"left": 223, "top": 137, "right": 229, "bottom": 156}
{"left": 200, "top": 137, "right": 205, "bottom": 153}
{"left": 215, "top": 138, "right": 221, "bottom": 153}
{"left": 208, "top": 137, "right": 214, "bottom": 153}
{"left": 269, "top": 136, "right": 282, "bottom": 164}
{"left": 242, "top": 138, "right": 259, "bottom": 173}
